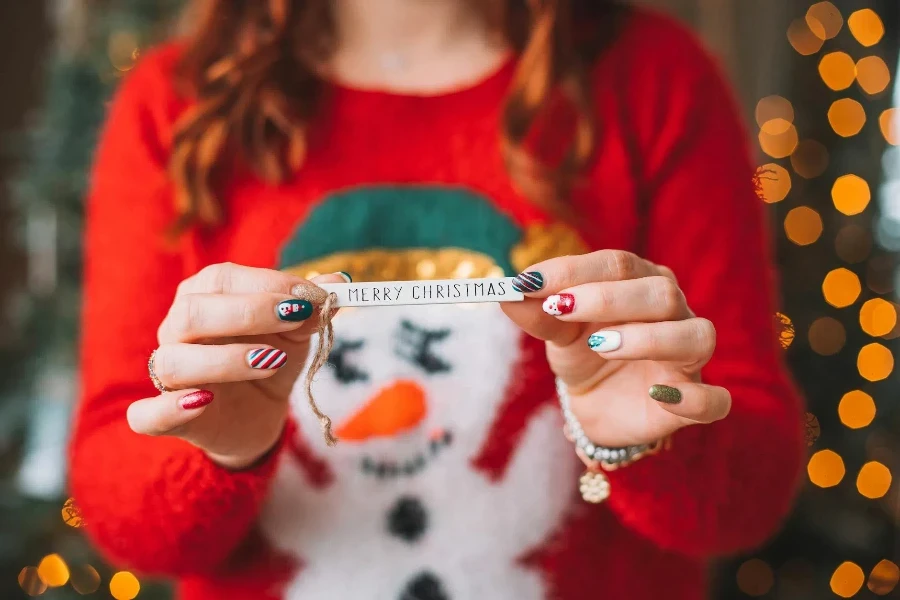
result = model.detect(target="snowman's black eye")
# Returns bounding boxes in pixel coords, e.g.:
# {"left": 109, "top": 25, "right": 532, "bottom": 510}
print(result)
{"left": 327, "top": 339, "right": 369, "bottom": 384}
{"left": 395, "top": 320, "right": 451, "bottom": 375}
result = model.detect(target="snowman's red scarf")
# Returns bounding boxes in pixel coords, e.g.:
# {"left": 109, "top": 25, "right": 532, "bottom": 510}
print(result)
{"left": 287, "top": 331, "right": 556, "bottom": 485}
{"left": 470, "top": 332, "right": 558, "bottom": 480}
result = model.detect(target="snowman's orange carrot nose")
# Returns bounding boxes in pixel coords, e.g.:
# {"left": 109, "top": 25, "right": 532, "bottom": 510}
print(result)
{"left": 335, "top": 380, "right": 427, "bottom": 441}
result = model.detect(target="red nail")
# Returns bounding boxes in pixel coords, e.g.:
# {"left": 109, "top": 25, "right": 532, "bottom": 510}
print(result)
{"left": 180, "top": 390, "right": 214, "bottom": 410}
{"left": 542, "top": 293, "right": 575, "bottom": 316}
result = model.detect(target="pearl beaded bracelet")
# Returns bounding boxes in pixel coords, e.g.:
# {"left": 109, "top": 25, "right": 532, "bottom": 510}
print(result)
{"left": 556, "top": 378, "right": 670, "bottom": 503}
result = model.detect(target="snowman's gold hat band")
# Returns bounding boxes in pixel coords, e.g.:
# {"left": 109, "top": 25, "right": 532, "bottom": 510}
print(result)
{"left": 284, "top": 223, "right": 588, "bottom": 283}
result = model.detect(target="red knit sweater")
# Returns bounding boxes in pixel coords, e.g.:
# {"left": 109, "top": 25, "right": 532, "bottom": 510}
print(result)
{"left": 70, "top": 10, "right": 805, "bottom": 600}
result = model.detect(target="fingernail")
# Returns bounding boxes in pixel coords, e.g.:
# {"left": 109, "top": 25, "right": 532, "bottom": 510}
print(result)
{"left": 649, "top": 384, "right": 682, "bottom": 404}
{"left": 180, "top": 390, "right": 214, "bottom": 410}
{"left": 336, "top": 271, "right": 352, "bottom": 283}
{"left": 512, "top": 271, "right": 544, "bottom": 293}
{"left": 542, "top": 293, "right": 575, "bottom": 316}
{"left": 247, "top": 348, "right": 287, "bottom": 369}
{"left": 276, "top": 299, "right": 313, "bottom": 321}
{"left": 588, "top": 330, "right": 621, "bottom": 352}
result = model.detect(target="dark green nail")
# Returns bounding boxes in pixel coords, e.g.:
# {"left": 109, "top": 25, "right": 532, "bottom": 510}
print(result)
{"left": 512, "top": 271, "right": 544, "bottom": 293}
{"left": 276, "top": 299, "right": 313, "bottom": 321}
{"left": 649, "top": 384, "right": 682, "bottom": 404}
{"left": 338, "top": 271, "right": 352, "bottom": 283}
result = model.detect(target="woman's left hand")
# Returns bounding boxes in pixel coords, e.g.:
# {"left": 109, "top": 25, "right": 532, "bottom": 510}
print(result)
{"left": 501, "top": 250, "right": 731, "bottom": 447}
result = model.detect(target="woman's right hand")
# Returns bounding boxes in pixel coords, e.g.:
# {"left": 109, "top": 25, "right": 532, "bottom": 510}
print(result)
{"left": 126, "top": 263, "right": 345, "bottom": 470}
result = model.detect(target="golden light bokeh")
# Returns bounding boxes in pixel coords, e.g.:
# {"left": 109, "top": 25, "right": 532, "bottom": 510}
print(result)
{"left": 784, "top": 206, "right": 823, "bottom": 246}
{"left": 110, "top": 571, "right": 141, "bottom": 600}
{"left": 831, "top": 561, "right": 865, "bottom": 598}
{"left": 881, "top": 109, "right": 898, "bottom": 145}
{"left": 806, "top": 2, "right": 843, "bottom": 40}
{"left": 860, "top": 298, "right": 897, "bottom": 337}
{"left": 832, "top": 174, "right": 871, "bottom": 216}
{"left": 828, "top": 99, "right": 867, "bottom": 137}
{"left": 755, "top": 96, "right": 794, "bottom": 127}
{"left": 858, "top": 343, "right": 894, "bottom": 381}
{"left": 757, "top": 163, "right": 791, "bottom": 203}
{"left": 759, "top": 123, "right": 799, "bottom": 158}
{"left": 857, "top": 461, "right": 892, "bottom": 499}
{"left": 775, "top": 312, "right": 795, "bottom": 349}
{"left": 856, "top": 56, "right": 891, "bottom": 95}
{"left": 838, "top": 390, "right": 876, "bottom": 429}
{"left": 18, "top": 567, "right": 47, "bottom": 597}
{"left": 70, "top": 564, "right": 101, "bottom": 595}
{"left": 808, "top": 317, "right": 846, "bottom": 355}
{"left": 805, "top": 412, "right": 821, "bottom": 446}
{"left": 818, "top": 51, "right": 856, "bottom": 90}
{"left": 761, "top": 117, "right": 792, "bottom": 135}
{"left": 108, "top": 31, "right": 140, "bottom": 72}
{"left": 868, "top": 560, "right": 900, "bottom": 595}
{"left": 835, "top": 224, "right": 872, "bottom": 263}
{"left": 822, "top": 268, "right": 861, "bottom": 308}
{"left": 37, "top": 554, "right": 69, "bottom": 588}
{"left": 788, "top": 18, "right": 825, "bottom": 55}
{"left": 808, "top": 449, "right": 845, "bottom": 487}
{"left": 62, "top": 497, "right": 84, "bottom": 528}
{"left": 791, "top": 139, "right": 829, "bottom": 178}
{"left": 736, "top": 559, "right": 775, "bottom": 597}
{"left": 848, "top": 9, "right": 885, "bottom": 47}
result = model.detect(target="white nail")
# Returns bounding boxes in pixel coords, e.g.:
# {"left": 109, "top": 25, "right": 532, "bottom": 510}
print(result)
{"left": 587, "top": 330, "right": 621, "bottom": 352}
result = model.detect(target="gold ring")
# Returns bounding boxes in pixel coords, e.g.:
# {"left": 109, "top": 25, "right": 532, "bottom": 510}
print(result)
{"left": 148, "top": 349, "right": 169, "bottom": 393}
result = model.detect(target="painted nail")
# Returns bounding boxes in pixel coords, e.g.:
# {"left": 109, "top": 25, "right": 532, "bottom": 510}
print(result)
{"left": 588, "top": 330, "right": 622, "bottom": 352}
{"left": 276, "top": 299, "right": 313, "bottom": 321}
{"left": 512, "top": 271, "right": 544, "bottom": 293}
{"left": 649, "top": 384, "right": 682, "bottom": 404}
{"left": 247, "top": 348, "right": 288, "bottom": 370}
{"left": 180, "top": 390, "right": 214, "bottom": 410}
{"left": 336, "top": 271, "right": 353, "bottom": 283}
{"left": 542, "top": 293, "right": 575, "bottom": 316}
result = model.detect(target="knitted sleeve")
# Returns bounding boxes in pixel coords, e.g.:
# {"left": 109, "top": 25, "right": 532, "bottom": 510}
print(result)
{"left": 601, "top": 13, "right": 806, "bottom": 557}
{"left": 68, "top": 46, "right": 283, "bottom": 575}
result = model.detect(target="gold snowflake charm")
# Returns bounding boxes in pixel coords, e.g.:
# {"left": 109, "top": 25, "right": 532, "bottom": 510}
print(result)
{"left": 579, "top": 469, "right": 610, "bottom": 504}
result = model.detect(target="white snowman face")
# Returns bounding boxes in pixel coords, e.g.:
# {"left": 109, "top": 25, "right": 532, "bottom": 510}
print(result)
{"left": 291, "top": 303, "right": 522, "bottom": 475}
{"left": 279, "top": 303, "right": 294, "bottom": 317}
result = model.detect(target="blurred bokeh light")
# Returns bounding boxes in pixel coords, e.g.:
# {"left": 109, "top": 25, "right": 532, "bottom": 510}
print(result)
{"left": 856, "top": 461, "right": 891, "bottom": 499}
{"left": 831, "top": 561, "right": 865, "bottom": 598}
{"left": 757, "top": 163, "right": 791, "bottom": 202}
{"left": 857, "top": 343, "right": 894, "bottom": 381}
{"left": 808, "top": 449, "right": 845, "bottom": 488}
{"left": 828, "top": 98, "right": 867, "bottom": 137}
{"left": 808, "top": 316, "right": 846, "bottom": 355}
{"left": 856, "top": 56, "right": 891, "bottom": 95}
{"left": 832, "top": 174, "right": 871, "bottom": 215}
{"left": 818, "top": 51, "right": 856, "bottom": 90}
{"left": 785, "top": 206, "right": 823, "bottom": 245}
{"left": 838, "top": 390, "right": 876, "bottom": 429}
{"left": 847, "top": 9, "right": 885, "bottom": 47}
{"left": 791, "top": 139, "right": 829, "bottom": 178}
{"left": 822, "top": 268, "right": 861, "bottom": 307}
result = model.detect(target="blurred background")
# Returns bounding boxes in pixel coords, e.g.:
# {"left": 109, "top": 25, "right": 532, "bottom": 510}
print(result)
{"left": 0, "top": 0, "right": 897, "bottom": 598}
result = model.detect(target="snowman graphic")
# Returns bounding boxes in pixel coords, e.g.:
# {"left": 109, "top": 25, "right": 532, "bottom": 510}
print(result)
{"left": 260, "top": 187, "right": 589, "bottom": 600}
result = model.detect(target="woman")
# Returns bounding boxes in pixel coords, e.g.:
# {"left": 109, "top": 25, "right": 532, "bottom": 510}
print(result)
{"left": 69, "top": 1, "right": 805, "bottom": 599}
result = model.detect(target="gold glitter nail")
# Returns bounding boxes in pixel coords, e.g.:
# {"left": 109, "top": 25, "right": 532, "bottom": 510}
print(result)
{"left": 649, "top": 384, "right": 682, "bottom": 404}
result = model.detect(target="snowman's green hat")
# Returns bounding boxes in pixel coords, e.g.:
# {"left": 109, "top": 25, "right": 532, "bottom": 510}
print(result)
{"left": 278, "top": 185, "right": 586, "bottom": 282}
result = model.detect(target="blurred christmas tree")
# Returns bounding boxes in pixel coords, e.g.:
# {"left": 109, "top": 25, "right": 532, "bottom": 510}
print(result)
{"left": 2, "top": 1, "right": 181, "bottom": 597}
{"left": 715, "top": 2, "right": 900, "bottom": 599}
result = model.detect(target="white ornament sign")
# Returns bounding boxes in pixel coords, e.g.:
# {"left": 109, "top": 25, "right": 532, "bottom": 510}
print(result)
{"left": 317, "top": 277, "right": 525, "bottom": 307}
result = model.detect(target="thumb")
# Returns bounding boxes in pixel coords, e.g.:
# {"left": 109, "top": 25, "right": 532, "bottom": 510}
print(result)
{"left": 126, "top": 389, "right": 214, "bottom": 437}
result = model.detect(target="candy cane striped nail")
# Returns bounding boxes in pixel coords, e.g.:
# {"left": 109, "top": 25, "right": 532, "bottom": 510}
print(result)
{"left": 512, "top": 271, "right": 544, "bottom": 293}
{"left": 247, "top": 348, "right": 288, "bottom": 370}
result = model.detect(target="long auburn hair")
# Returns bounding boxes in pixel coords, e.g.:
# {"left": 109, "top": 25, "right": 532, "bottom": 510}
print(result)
{"left": 171, "top": 0, "right": 625, "bottom": 232}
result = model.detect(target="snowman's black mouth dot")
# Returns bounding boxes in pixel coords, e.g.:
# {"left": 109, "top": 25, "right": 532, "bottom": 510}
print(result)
{"left": 360, "top": 430, "right": 453, "bottom": 479}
